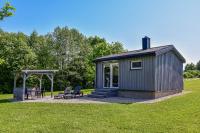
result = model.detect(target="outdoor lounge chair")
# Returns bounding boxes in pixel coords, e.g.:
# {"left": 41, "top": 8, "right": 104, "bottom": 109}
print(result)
{"left": 54, "top": 93, "right": 64, "bottom": 99}
{"left": 64, "top": 87, "right": 72, "bottom": 95}
{"left": 71, "top": 86, "right": 83, "bottom": 98}
{"left": 63, "top": 86, "right": 83, "bottom": 99}
{"left": 54, "top": 87, "right": 72, "bottom": 99}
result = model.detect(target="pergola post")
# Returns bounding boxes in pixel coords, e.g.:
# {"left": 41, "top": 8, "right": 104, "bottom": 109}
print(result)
{"left": 13, "top": 74, "right": 17, "bottom": 90}
{"left": 47, "top": 74, "right": 54, "bottom": 98}
{"left": 22, "top": 73, "right": 26, "bottom": 101}
{"left": 51, "top": 75, "right": 54, "bottom": 98}
{"left": 39, "top": 74, "right": 43, "bottom": 90}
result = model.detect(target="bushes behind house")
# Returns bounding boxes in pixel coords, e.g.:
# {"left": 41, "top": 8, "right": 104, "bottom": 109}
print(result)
{"left": 184, "top": 70, "right": 200, "bottom": 79}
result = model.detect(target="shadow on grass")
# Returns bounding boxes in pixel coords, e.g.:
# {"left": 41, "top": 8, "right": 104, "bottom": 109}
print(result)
{"left": 0, "top": 99, "right": 11, "bottom": 103}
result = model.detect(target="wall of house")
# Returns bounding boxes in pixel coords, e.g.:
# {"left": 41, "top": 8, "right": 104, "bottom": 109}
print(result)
{"left": 95, "top": 56, "right": 156, "bottom": 91}
{"left": 96, "top": 62, "right": 104, "bottom": 89}
{"left": 119, "top": 56, "right": 155, "bottom": 91}
{"left": 155, "top": 51, "right": 183, "bottom": 92}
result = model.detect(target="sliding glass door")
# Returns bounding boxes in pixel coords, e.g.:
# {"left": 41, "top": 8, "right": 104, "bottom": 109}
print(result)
{"left": 103, "top": 63, "right": 119, "bottom": 88}
{"left": 104, "top": 64, "right": 111, "bottom": 88}
{"left": 112, "top": 64, "right": 119, "bottom": 87}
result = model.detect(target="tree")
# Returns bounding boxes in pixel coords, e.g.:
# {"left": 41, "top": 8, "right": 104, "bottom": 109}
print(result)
{"left": 0, "top": 2, "right": 15, "bottom": 66}
{"left": 0, "top": 2, "right": 15, "bottom": 20}
{"left": 49, "top": 26, "right": 86, "bottom": 70}
{"left": 185, "top": 63, "right": 196, "bottom": 71}
{"left": 196, "top": 60, "right": 200, "bottom": 71}
{"left": 0, "top": 27, "right": 126, "bottom": 93}
{"left": 28, "top": 31, "right": 55, "bottom": 69}
{"left": 110, "top": 42, "right": 126, "bottom": 54}
{"left": 0, "top": 31, "right": 36, "bottom": 93}
{"left": 87, "top": 36, "right": 106, "bottom": 47}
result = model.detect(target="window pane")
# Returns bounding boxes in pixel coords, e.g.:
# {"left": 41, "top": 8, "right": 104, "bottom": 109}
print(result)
{"left": 104, "top": 65, "right": 110, "bottom": 87}
{"left": 131, "top": 61, "right": 142, "bottom": 68}
{"left": 112, "top": 64, "right": 119, "bottom": 87}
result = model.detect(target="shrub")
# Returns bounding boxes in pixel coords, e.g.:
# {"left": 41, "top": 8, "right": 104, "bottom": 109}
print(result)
{"left": 184, "top": 72, "right": 194, "bottom": 78}
{"left": 0, "top": 84, "right": 12, "bottom": 94}
{"left": 184, "top": 70, "right": 200, "bottom": 79}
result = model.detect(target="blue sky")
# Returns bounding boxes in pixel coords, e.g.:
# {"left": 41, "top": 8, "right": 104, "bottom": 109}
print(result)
{"left": 0, "top": 0, "right": 200, "bottom": 63}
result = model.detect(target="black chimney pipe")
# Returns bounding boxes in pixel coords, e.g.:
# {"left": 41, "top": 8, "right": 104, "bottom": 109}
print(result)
{"left": 142, "top": 36, "right": 150, "bottom": 50}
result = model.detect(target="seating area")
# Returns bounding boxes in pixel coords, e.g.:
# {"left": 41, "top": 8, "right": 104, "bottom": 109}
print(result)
{"left": 54, "top": 86, "right": 84, "bottom": 99}
{"left": 13, "top": 70, "right": 58, "bottom": 101}
{"left": 25, "top": 87, "right": 45, "bottom": 100}
{"left": 13, "top": 70, "right": 86, "bottom": 101}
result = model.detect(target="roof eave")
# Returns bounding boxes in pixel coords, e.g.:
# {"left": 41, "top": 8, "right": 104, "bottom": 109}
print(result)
{"left": 93, "top": 52, "right": 156, "bottom": 63}
{"left": 155, "top": 46, "right": 186, "bottom": 63}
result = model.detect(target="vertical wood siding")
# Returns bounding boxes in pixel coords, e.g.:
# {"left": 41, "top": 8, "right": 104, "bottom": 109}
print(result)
{"left": 95, "top": 51, "right": 183, "bottom": 92}
{"left": 96, "top": 56, "right": 156, "bottom": 91}
{"left": 155, "top": 51, "right": 183, "bottom": 92}
{"left": 96, "top": 62, "right": 103, "bottom": 89}
{"left": 119, "top": 56, "right": 155, "bottom": 91}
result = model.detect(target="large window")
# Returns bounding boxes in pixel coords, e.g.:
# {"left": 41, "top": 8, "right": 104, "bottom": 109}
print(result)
{"left": 131, "top": 60, "right": 142, "bottom": 70}
{"left": 104, "top": 63, "right": 119, "bottom": 88}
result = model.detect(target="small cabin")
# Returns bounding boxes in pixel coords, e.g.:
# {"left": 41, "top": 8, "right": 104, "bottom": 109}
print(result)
{"left": 91, "top": 37, "right": 186, "bottom": 99}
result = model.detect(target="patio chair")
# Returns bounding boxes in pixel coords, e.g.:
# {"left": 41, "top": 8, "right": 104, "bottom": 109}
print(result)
{"left": 71, "top": 86, "right": 83, "bottom": 98}
{"left": 36, "top": 88, "right": 42, "bottom": 98}
{"left": 63, "top": 86, "right": 83, "bottom": 99}
{"left": 54, "top": 87, "right": 72, "bottom": 99}
{"left": 64, "top": 87, "right": 72, "bottom": 95}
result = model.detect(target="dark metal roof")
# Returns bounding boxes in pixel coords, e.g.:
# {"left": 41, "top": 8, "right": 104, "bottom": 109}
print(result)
{"left": 94, "top": 45, "right": 186, "bottom": 63}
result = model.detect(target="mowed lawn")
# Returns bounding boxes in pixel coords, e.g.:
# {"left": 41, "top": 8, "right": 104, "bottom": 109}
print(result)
{"left": 0, "top": 80, "right": 200, "bottom": 133}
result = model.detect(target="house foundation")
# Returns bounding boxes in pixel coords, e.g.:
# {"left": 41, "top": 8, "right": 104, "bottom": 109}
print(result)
{"left": 118, "top": 90, "right": 182, "bottom": 99}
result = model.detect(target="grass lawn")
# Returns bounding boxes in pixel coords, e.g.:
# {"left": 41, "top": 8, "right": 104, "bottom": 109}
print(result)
{"left": 0, "top": 80, "right": 200, "bottom": 133}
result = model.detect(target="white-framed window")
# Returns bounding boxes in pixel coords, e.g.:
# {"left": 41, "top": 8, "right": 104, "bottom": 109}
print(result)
{"left": 103, "top": 63, "right": 119, "bottom": 88}
{"left": 130, "top": 60, "right": 142, "bottom": 70}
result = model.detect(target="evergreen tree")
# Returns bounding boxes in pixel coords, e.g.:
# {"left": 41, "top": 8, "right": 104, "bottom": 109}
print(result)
{"left": 185, "top": 63, "right": 196, "bottom": 71}
{"left": 196, "top": 60, "right": 200, "bottom": 71}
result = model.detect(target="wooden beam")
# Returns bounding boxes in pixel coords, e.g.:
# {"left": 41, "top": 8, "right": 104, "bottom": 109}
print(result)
{"left": 22, "top": 73, "right": 26, "bottom": 101}
{"left": 46, "top": 74, "right": 52, "bottom": 81}
{"left": 46, "top": 74, "right": 54, "bottom": 98}
{"left": 39, "top": 74, "right": 43, "bottom": 90}
{"left": 13, "top": 74, "right": 17, "bottom": 90}
{"left": 51, "top": 75, "right": 54, "bottom": 98}
{"left": 25, "top": 74, "right": 32, "bottom": 80}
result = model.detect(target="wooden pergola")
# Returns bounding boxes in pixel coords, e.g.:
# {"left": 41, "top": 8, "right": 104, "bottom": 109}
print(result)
{"left": 14, "top": 70, "right": 58, "bottom": 101}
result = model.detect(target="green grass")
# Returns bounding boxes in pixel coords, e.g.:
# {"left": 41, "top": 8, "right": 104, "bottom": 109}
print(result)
{"left": 0, "top": 80, "right": 200, "bottom": 133}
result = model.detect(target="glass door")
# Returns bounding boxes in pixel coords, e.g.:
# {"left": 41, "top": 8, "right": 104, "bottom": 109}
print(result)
{"left": 103, "top": 63, "right": 119, "bottom": 88}
{"left": 112, "top": 63, "right": 119, "bottom": 88}
{"left": 104, "top": 64, "right": 111, "bottom": 88}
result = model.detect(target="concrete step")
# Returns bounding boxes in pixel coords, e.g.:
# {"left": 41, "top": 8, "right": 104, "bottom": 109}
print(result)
{"left": 92, "top": 91, "right": 108, "bottom": 95}
{"left": 89, "top": 89, "right": 118, "bottom": 98}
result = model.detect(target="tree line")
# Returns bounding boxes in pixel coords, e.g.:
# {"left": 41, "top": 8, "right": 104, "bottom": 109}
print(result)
{"left": 0, "top": 27, "right": 125, "bottom": 93}
{"left": 184, "top": 61, "right": 200, "bottom": 78}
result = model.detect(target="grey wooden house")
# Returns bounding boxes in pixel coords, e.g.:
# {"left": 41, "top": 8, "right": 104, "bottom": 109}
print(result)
{"left": 91, "top": 37, "right": 186, "bottom": 99}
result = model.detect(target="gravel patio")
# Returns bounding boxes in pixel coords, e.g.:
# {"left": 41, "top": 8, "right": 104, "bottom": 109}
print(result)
{"left": 20, "top": 91, "right": 190, "bottom": 104}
